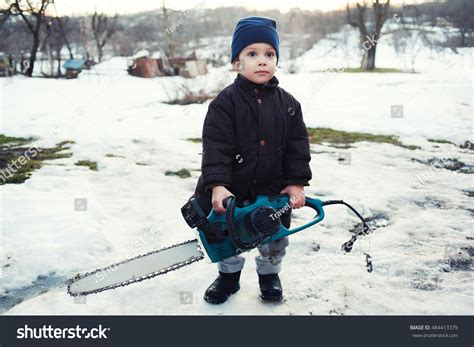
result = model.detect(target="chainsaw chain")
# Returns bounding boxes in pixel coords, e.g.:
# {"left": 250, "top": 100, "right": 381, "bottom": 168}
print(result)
{"left": 66, "top": 239, "right": 204, "bottom": 297}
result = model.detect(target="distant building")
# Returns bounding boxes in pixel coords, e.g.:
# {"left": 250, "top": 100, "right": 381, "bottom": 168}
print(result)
{"left": 128, "top": 51, "right": 207, "bottom": 78}
{"left": 63, "top": 59, "right": 95, "bottom": 79}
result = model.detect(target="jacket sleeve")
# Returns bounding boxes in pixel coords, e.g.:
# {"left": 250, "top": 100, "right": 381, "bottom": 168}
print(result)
{"left": 282, "top": 101, "right": 312, "bottom": 187}
{"left": 204, "top": 181, "right": 230, "bottom": 192}
{"left": 201, "top": 98, "right": 235, "bottom": 192}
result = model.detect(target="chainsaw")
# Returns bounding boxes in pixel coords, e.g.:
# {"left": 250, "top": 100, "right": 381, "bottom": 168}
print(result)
{"left": 67, "top": 194, "right": 372, "bottom": 296}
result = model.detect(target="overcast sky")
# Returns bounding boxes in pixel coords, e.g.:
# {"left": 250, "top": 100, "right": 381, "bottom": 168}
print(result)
{"left": 50, "top": 0, "right": 427, "bottom": 16}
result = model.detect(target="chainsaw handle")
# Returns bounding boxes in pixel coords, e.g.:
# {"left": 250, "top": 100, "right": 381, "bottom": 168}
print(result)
{"left": 277, "top": 196, "right": 325, "bottom": 238}
{"left": 209, "top": 195, "right": 325, "bottom": 239}
{"left": 222, "top": 196, "right": 233, "bottom": 209}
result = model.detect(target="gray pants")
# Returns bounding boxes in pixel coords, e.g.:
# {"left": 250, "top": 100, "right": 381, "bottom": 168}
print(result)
{"left": 218, "top": 208, "right": 291, "bottom": 275}
{"left": 217, "top": 236, "right": 289, "bottom": 274}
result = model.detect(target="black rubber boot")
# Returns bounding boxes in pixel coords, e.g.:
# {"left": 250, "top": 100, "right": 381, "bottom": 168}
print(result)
{"left": 204, "top": 271, "right": 241, "bottom": 304}
{"left": 258, "top": 274, "right": 283, "bottom": 301}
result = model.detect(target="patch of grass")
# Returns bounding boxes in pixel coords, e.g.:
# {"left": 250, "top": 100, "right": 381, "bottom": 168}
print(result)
{"left": 1, "top": 159, "right": 42, "bottom": 184}
{"left": 40, "top": 148, "right": 73, "bottom": 161}
{"left": 0, "top": 134, "right": 35, "bottom": 146}
{"left": 0, "top": 136, "right": 73, "bottom": 185}
{"left": 43, "top": 163, "right": 67, "bottom": 166}
{"left": 428, "top": 138, "right": 455, "bottom": 145}
{"left": 165, "top": 168, "right": 191, "bottom": 178}
{"left": 57, "top": 140, "right": 76, "bottom": 148}
{"left": 307, "top": 127, "right": 420, "bottom": 150}
{"left": 186, "top": 138, "right": 202, "bottom": 143}
{"left": 401, "top": 144, "right": 422, "bottom": 150}
{"left": 105, "top": 153, "right": 125, "bottom": 158}
{"left": 74, "top": 160, "right": 98, "bottom": 171}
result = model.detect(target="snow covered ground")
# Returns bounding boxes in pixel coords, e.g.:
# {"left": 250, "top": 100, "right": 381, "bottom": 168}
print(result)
{"left": 0, "top": 26, "right": 472, "bottom": 315}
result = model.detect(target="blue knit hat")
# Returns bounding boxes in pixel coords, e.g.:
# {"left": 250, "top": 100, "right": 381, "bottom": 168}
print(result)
{"left": 231, "top": 16, "right": 279, "bottom": 64}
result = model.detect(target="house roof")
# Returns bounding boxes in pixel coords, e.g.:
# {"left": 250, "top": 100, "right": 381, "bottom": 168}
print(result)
{"left": 63, "top": 59, "right": 86, "bottom": 70}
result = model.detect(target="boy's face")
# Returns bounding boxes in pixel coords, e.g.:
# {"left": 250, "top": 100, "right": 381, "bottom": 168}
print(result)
{"left": 232, "top": 42, "right": 277, "bottom": 84}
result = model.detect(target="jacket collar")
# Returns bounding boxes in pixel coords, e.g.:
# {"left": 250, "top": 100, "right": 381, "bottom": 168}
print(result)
{"left": 234, "top": 73, "right": 279, "bottom": 97}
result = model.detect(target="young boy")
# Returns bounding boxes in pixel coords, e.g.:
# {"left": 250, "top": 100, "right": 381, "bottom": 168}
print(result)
{"left": 193, "top": 16, "right": 312, "bottom": 304}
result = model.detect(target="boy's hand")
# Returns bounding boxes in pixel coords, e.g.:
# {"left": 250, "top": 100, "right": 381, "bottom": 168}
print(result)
{"left": 211, "top": 186, "right": 235, "bottom": 214}
{"left": 280, "top": 185, "right": 305, "bottom": 209}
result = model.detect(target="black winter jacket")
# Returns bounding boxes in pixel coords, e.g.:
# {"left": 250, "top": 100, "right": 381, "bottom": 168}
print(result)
{"left": 193, "top": 73, "right": 312, "bottom": 212}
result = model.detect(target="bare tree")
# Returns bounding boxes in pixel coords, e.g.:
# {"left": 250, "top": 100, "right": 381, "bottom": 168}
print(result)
{"left": 162, "top": 0, "right": 178, "bottom": 57}
{"left": 91, "top": 11, "right": 118, "bottom": 62}
{"left": 39, "top": 17, "right": 54, "bottom": 76}
{"left": 55, "top": 15, "right": 74, "bottom": 60}
{"left": 347, "top": 0, "right": 390, "bottom": 70}
{"left": 391, "top": 5, "right": 431, "bottom": 72}
{"left": 44, "top": 16, "right": 70, "bottom": 77}
{"left": 0, "top": 5, "right": 350, "bottom": 69}
{"left": 0, "top": 1, "right": 15, "bottom": 28}
{"left": 444, "top": 0, "right": 474, "bottom": 47}
{"left": 6, "top": 0, "right": 51, "bottom": 76}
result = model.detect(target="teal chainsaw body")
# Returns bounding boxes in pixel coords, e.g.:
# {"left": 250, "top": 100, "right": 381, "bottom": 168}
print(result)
{"left": 181, "top": 194, "right": 325, "bottom": 263}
